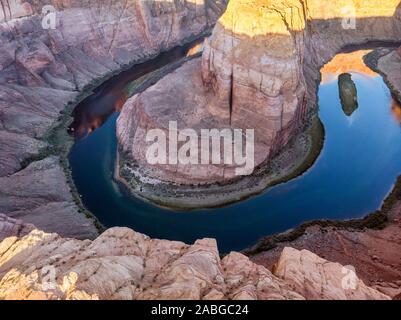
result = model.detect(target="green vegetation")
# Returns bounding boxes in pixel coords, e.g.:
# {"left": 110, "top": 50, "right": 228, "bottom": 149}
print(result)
{"left": 18, "top": 32, "right": 213, "bottom": 234}
{"left": 18, "top": 83, "right": 108, "bottom": 233}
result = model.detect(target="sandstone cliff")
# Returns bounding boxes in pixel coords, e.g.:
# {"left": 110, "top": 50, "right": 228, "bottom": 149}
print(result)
{"left": 1, "top": 0, "right": 401, "bottom": 301}
{"left": 249, "top": 179, "right": 401, "bottom": 298}
{"left": 375, "top": 46, "right": 401, "bottom": 100}
{"left": 241, "top": 43, "right": 401, "bottom": 300}
{"left": 0, "top": 214, "right": 34, "bottom": 240}
{"left": 0, "top": 225, "right": 389, "bottom": 300}
{"left": 0, "top": 0, "right": 226, "bottom": 238}
{"left": 117, "top": 0, "right": 401, "bottom": 185}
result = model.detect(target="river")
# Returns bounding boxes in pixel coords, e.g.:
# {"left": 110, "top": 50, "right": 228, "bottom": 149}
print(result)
{"left": 68, "top": 44, "right": 401, "bottom": 253}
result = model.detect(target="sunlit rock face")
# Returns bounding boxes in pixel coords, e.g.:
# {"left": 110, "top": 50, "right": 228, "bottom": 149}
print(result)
{"left": 0, "top": 227, "right": 389, "bottom": 300}
{"left": 203, "top": 0, "right": 401, "bottom": 156}
{"left": 0, "top": 214, "right": 34, "bottom": 241}
{"left": 118, "top": 0, "right": 401, "bottom": 185}
{"left": 0, "top": 0, "right": 227, "bottom": 237}
{"left": 273, "top": 247, "right": 390, "bottom": 300}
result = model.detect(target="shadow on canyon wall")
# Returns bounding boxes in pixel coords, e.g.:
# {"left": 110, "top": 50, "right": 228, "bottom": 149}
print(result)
{"left": 2, "top": 1, "right": 401, "bottom": 292}
{"left": 68, "top": 38, "right": 205, "bottom": 139}
{"left": 0, "top": 0, "right": 228, "bottom": 23}
{"left": 0, "top": 0, "right": 228, "bottom": 238}
{"left": 201, "top": 1, "right": 401, "bottom": 160}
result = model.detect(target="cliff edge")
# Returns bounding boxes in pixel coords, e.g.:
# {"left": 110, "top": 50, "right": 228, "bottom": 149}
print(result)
{"left": 117, "top": 0, "right": 401, "bottom": 187}
{"left": 0, "top": 0, "right": 227, "bottom": 238}
{"left": 0, "top": 221, "right": 389, "bottom": 300}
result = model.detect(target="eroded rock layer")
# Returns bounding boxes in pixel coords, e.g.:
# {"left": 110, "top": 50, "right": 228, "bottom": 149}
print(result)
{"left": 118, "top": 0, "right": 401, "bottom": 184}
{"left": 0, "top": 0, "right": 227, "bottom": 237}
{"left": 250, "top": 197, "right": 401, "bottom": 298}
{"left": 0, "top": 227, "right": 389, "bottom": 300}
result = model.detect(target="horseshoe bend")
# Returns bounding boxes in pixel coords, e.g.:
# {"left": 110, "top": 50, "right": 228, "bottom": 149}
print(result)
{"left": 117, "top": 0, "right": 401, "bottom": 206}
{"left": 2, "top": 0, "right": 401, "bottom": 301}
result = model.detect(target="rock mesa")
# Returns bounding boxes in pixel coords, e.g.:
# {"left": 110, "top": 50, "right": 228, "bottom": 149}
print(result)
{"left": 117, "top": 0, "right": 401, "bottom": 184}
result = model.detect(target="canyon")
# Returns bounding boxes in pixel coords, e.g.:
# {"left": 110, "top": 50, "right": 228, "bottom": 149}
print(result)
{"left": 117, "top": 0, "right": 401, "bottom": 191}
{"left": 0, "top": 0, "right": 227, "bottom": 237}
{"left": 1, "top": 0, "right": 401, "bottom": 301}
{"left": 0, "top": 216, "right": 390, "bottom": 300}
{"left": 338, "top": 73, "right": 358, "bottom": 116}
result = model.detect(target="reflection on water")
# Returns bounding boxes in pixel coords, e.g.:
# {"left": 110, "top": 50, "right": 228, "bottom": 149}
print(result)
{"left": 69, "top": 38, "right": 205, "bottom": 139}
{"left": 391, "top": 98, "right": 401, "bottom": 124}
{"left": 321, "top": 50, "right": 378, "bottom": 83}
{"left": 186, "top": 42, "right": 203, "bottom": 56}
{"left": 71, "top": 91, "right": 128, "bottom": 137}
{"left": 69, "top": 47, "right": 401, "bottom": 253}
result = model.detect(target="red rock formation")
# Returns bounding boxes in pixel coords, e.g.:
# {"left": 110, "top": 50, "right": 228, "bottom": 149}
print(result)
{"left": 0, "top": 0, "right": 227, "bottom": 237}
{"left": 250, "top": 201, "right": 401, "bottom": 298}
{"left": 0, "top": 227, "right": 389, "bottom": 300}
{"left": 117, "top": 0, "right": 401, "bottom": 185}
{"left": 0, "top": 214, "right": 34, "bottom": 241}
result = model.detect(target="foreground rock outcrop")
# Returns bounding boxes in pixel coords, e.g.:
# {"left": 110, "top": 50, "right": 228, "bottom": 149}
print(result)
{"left": 0, "top": 227, "right": 389, "bottom": 300}
{"left": 250, "top": 192, "right": 401, "bottom": 298}
{"left": 118, "top": 0, "right": 401, "bottom": 185}
{"left": 0, "top": 0, "right": 227, "bottom": 237}
{"left": 274, "top": 247, "right": 390, "bottom": 300}
{"left": 1, "top": 0, "right": 401, "bottom": 301}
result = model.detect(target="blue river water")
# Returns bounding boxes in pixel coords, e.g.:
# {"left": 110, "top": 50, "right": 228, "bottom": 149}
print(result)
{"left": 68, "top": 51, "right": 401, "bottom": 253}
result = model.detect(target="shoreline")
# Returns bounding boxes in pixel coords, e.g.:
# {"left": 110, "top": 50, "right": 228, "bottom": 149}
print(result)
{"left": 116, "top": 114, "right": 324, "bottom": 211}
{"left": 244, "top": 46, "right": 401, "bottom": 256}
{"left": 364, "top": 47, "right": 401, "bottom": 103}
{"left": 112, "top": 44, "right": 401, "bottom": 264}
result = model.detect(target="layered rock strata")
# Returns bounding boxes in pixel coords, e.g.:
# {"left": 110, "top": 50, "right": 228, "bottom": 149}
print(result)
{"left": 0, "top": 214, "right": 34, "bottom": 241}
{"left": 118, "top": 0, "right": 401, "bottom": 184}
{"left": 0, "top": 0, "right": 227, "bottom": 237}
{"left": 375, "top": 46, "right": 401, "bottom": 99}
{"left": 250, "top": 200, "right": 401, "bottom": 298}
{"left": 249, "top": 44, "right": 401, "bottom": 300}
{"left": 0, "top": 226, "right": 389, "bottom": 300}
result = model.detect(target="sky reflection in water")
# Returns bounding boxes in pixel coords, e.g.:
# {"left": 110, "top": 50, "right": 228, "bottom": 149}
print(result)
{"left": 68, "top": 50, "right": 401, "bottom": 252}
